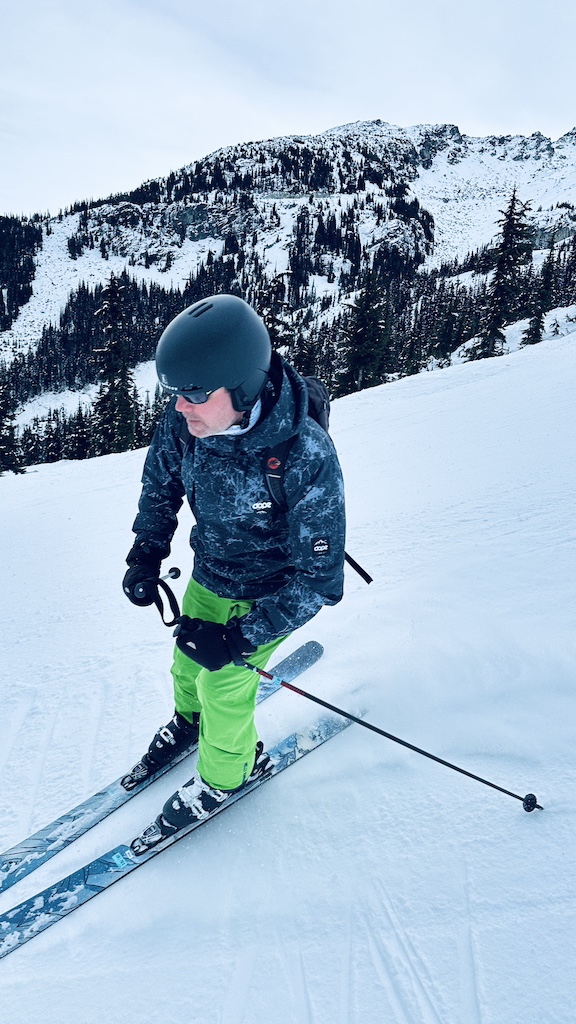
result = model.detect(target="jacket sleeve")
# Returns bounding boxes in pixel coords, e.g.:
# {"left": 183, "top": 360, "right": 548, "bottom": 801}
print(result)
{"left": 239, "top": 427, "right": 346, "bottom": 646}
{"left": 131, "top": 399, "right": 186, "bottom": 554}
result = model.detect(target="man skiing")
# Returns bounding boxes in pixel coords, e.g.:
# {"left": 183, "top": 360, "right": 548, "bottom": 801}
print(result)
{"left": 123, "top": 294, "right": 346, "bottom": 849}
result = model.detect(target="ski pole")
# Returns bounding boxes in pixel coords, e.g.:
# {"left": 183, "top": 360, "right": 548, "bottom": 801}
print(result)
{"left": 247, "top": 663, "right": 543, "bottom": 812}
{"left": 134, "top": 566, "right": 181, "bottom": 601}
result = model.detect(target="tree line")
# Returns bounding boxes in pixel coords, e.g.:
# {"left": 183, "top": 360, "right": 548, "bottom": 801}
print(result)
{"left": 1, "top": 192, "right": 576, "bottom": 474}
{"left": 0, "top": 215, "right": 44, "bottom": 331}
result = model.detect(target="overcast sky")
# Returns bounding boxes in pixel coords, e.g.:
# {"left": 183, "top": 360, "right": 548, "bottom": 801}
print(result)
{"left": 1, "top": 0, "right": 575, "bottom": 217}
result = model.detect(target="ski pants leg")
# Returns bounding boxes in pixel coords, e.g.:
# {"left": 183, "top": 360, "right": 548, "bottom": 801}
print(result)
{"left": 170, "top": 576, "right": 288, "bottom": 791}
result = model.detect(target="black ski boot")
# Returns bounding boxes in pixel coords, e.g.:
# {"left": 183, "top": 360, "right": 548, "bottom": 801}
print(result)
{"left": 130, "top": 742, "right": 272, "bottom": 854}
{"left": 121, "top": 711, "right": 200, "bottom": 791}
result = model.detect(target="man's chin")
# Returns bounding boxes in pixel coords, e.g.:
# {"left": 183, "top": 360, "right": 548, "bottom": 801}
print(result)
{"left": 186, "top": 424, "right": 209, "bottom": 437}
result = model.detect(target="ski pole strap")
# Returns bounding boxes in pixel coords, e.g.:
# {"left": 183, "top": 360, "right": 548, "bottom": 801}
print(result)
{"left": 152, "top": 578, "right": 181, "bottom": 627}
{"left": 345, "top": 551, "right": 373, "bottom": 584}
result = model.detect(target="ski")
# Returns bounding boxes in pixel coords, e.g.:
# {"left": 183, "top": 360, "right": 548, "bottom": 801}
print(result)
{"left": 0, "top": 641, "right": 323, "bottom": 896}
{"left": 0, "top": 713, "right": 350, "bottom": 961}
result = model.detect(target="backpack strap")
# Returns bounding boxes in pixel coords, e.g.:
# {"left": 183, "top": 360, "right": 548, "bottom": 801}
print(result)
{"left": 344, "top": 551, "right": 373, "bottom": 585}
{"left": 263, "top": 437, "right": 295, "bottom": 510}
{"left": 263, "top": 376, "right": 328, "bottom": 509}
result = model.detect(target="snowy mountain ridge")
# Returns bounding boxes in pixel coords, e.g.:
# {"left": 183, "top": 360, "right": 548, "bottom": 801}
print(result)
{"left": 2, "top": 118, "right": 576, "bottom": 366}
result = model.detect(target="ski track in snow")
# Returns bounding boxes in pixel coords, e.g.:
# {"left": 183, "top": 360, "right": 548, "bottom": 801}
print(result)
{"left": 457, "top": 857, "right": 483, "bottom": 1024}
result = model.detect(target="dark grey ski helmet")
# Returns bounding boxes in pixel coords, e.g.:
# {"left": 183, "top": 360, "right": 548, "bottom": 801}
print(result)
{"left": 155, "top": 294, "right": 271, "bottom": 411}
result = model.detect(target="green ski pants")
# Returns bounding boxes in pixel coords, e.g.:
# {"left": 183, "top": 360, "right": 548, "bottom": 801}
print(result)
{"left": 171, "top": 576, "right": 288, "bottom": 791}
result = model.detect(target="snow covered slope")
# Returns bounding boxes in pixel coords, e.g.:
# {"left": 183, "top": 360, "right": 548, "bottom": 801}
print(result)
{"left": 406, "top": 124, "right": 576, "bottom": 265}
{"left": 1, "top": 330, "right": 575, "bottom": 1023}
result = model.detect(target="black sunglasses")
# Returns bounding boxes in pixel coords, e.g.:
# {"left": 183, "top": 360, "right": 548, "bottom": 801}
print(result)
{"left": 177, "top": 388, "right": 215, "bottom": 405}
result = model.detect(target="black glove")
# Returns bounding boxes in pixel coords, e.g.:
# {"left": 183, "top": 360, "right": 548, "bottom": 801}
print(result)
{"left": 173, "top": 616, "right": 257, "bottom": 672}
{"left": 122, "top": 540, "right": 167, "bottom": 607}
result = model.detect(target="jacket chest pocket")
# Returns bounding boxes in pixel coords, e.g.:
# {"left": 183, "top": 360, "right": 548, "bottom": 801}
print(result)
{"left": 193, "top": 452, "right": 250, "bottom": 517}
{"left": 194, "top": 452, "right": 281, "bottom": 531}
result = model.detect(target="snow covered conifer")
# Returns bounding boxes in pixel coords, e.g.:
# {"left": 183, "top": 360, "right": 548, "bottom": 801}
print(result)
{"left": 521, "top": 238, "right": 556, "bottom": 347}
{"left": 470, "top": 189, "right": 534, "bottom": 360}
{"left": 91, "top": 273, "right": 140, "bottom": 456}
{"left": 0, "top": 373, "right": 24, "bottom": 475}
{"left": 336, "top": 270, "right": 394, "bottom": 393}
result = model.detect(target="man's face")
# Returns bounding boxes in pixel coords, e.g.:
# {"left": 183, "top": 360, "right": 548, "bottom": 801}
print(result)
{"left": 175, "top": 388, "right": 244, "bottom": 438}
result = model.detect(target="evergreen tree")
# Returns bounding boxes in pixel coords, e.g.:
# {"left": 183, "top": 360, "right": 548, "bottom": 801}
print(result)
{"left": 19, "top": 420, "right": 43, "bottom": 467}
{"left": 314, "top": 319, "right": 343, "bottom": 392}
{"left": 91, "top": 273, "right": 140, "bottom": 455}
{"left": 521, "top": 239, "right": 556, "bottom": 347}
{"left": 0, "top": 215, "right": 43, "bottom": 331}
{"left": 257, "top": 272, "right": 294, "bottom": 354}
{"left": 288, "top": 208, "right": 313, "bottom": 304}
{"left": 290, "top": 326, "right": 317, "bottom": 377}
{"left": 469, "top": 189, "right": 533, "bottom": 359}
{"left": 335, "top": 271, "right": 394, "bottom": 394}
{"left": 557, "top": 233, "right": 576, "bottom": 306}
{"left": 135, "top": 390, "right": 151, "bottom": 448}
{"left": 43, "top": 409, "right": 64, "bottom": 464}
{"left": 62, "top": 402, "right": 92, "bottom": 460}
{"left": 0, "top": 374, "right": 24, "bottom": 474}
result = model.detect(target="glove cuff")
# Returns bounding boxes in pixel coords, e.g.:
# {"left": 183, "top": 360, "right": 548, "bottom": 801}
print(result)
{"left": 225, "top": 617, "right": 257, "bottom": 666}
{"left": 126, "top": 538, "right": 169, "bottom": 568}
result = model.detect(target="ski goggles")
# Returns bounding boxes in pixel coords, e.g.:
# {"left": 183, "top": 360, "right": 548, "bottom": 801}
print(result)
{"left": 177, "top": 387, "right": 215, "bottom": 405}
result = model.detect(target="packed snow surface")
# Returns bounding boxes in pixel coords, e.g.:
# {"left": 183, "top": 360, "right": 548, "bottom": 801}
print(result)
{"left": 1, "top": 332, "right": 575, "bottom": 1022}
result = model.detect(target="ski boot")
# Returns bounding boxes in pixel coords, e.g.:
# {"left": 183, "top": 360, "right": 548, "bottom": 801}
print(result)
{"left": 121, "top": 711, "right": 200, "bottom": 791}
{"left": 130, "top": 742, "right": 272, "bottom": 854}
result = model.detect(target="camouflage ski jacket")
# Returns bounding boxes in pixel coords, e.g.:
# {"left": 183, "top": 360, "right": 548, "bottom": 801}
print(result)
{"left": 132, "top": 356, "right": 346, "bottom": 645}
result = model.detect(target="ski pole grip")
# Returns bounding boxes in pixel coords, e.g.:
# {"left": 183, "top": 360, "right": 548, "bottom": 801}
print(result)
{"left": 134, "top": 567, "right": 180, "bottom": 600}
